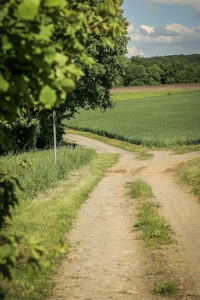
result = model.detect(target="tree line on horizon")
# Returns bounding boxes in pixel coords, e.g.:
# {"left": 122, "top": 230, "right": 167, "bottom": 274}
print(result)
{"left": 120, "top": 54, "right": 200, "bottom": 86}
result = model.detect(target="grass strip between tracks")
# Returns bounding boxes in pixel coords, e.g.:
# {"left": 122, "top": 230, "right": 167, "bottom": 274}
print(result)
{"left": 127, "top": 179, "right": 179, "bottom": 296}
{"left": 127, "top": 180, "right": 174, "bottom": 250}
{"left": 175, "top": 157, "right": 200, "bottom": 200}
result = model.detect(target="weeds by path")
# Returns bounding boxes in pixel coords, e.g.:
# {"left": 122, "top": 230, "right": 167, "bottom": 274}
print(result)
{"left": 154, "top": 279, "right": 179, "bottom": 296}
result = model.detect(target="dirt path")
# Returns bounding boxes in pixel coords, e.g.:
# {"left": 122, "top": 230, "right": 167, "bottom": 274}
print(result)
{"left": 50, "top": 135, "right": 200, "bottom": 300}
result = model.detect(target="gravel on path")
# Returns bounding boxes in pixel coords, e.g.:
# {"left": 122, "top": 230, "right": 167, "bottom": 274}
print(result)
{"left": 49, "top": 134, "right": 200, "bottom": 300}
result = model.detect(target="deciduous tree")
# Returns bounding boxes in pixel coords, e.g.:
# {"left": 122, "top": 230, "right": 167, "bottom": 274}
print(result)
{"left": 2, "top": 0, "right": 128, "bottom": 152}
{"left": 0, "top": 0, "right": 125, "bottom": 279}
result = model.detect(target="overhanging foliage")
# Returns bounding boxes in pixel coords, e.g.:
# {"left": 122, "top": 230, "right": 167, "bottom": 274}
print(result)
{"left": 0, "top": 0, "right": 125, "bottom": 280}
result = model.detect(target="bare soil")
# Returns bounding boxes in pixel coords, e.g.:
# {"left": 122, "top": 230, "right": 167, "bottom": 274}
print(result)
{"left": 49, "top": 135, "right": 200, "bottom": 300}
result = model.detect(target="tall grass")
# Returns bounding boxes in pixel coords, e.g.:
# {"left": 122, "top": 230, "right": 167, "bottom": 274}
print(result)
{"left": 65, "top": 91, "right": 200, "bottom": 148}
{"left": 0, "top": 146, "right": 95, "bottom": 203}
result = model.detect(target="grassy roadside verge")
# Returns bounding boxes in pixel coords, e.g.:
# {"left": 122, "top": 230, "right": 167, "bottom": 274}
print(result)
{"left": 0, "top": 152, "right": 119, "bottom": 300}
{"left": 0, "top": 146, "right": 96, "bottom": 202}
{"left": 65, "top": 128, "right": 200, "bottom": 155}
{"left": 175, "top": 157, "right": 200, "bottom": 200}
{"left": 65, "top": 128, "right": 153, "bottom": 159}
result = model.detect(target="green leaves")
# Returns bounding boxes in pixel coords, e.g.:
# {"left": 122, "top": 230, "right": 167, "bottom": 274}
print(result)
{"left": 43, "top": 0, "right": 64, "bottom": 7}
{"left": 0, "top": 7, "right": 8, "bottom": 22}
{"left": 1, "top": 35, "right": 12, "bottom": 51}
{"left": 0, "top": 235, "right": 65, "bottom": 279}
{"left": 102, "top": 37, "right": 115, "bottom": 49}
{"left": 18, "top": 0, "right": 40, "bottom": 20}
{"left": 0, "top": 74, "right": 9, "bottom": 92}
{"left": 65, "top": 64, "right": 84, "bottom": 78}
{"left": 39, "top": 86, "right": 56, "bottom": 108}
{"left": 0, "top": 0, "right": 125, "bottom": 127}
{"left": 55, "top": 53, "right": 68, "bottom": 67}
{"left": 36, "top": 24, "right": 54, "bottom": 41}
{"left": 0, "top": 236, "right": 19, "bottom": 279}
{"left": 0, "top": 0, "right": 126, "bottom": 282}
{"left": 29, "top": 238, "right": 46, "bottom": 260}
{"left": 60, "top": 78, "right": 75, "bottom": 89}
{"left": 43, "top": 46, "right": 56, "bottom": 64}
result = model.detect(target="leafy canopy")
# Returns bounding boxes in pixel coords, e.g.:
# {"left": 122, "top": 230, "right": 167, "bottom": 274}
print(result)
{"left": 0, "top": 0, "right": 124, "bottom": 146}
{"left": 0, "top": 0, "right": 125, "bottom": 279}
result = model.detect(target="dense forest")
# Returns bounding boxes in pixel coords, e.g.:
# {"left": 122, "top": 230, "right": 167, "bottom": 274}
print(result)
{"left": 121, "top": 54, "right": 200, "bottom": 86}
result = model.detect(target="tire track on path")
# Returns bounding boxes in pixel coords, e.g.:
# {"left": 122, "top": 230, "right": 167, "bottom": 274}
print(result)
{"left": 49, "top": 134, "right": 200, "bottom": 299}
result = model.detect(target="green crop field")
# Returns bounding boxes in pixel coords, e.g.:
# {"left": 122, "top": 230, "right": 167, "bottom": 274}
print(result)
{"left": 65, "top": 91, "right": 200, "bottom": 147}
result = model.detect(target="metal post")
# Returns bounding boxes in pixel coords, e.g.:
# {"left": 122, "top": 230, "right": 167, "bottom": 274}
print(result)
{"left": 53, "top": 110, "right": 57, "bottom": 165}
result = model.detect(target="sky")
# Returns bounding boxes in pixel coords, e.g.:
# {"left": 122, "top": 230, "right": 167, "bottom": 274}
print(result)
{"left": 121, "top": 0, "right": 200, "bottom": 58}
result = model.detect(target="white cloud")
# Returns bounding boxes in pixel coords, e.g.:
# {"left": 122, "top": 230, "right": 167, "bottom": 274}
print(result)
{"left": 127, "top": 24, "right": 134, "bottom": 34}
{"left": 165, "top": 23, "right": 191, "bottom": 34}
{"left": 129, "top": 23, "right": 200, "bottom": 47}
{"left": 127, "top": 46, "right": 145, "bottom": 57}
{"left": 152, "top": 26, "right": 177, "bottom": 36}
{"left": 140, "top": 25, "right": 155, "bottom": 33}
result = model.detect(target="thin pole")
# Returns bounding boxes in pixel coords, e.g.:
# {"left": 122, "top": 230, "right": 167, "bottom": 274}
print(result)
{"left": 53, "top": 110, "right": 57, "bottom": 165}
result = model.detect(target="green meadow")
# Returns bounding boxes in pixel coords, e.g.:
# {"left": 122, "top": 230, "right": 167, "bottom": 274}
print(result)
{"left": 65, "top": 90, "right": 200, "bottom": 147}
